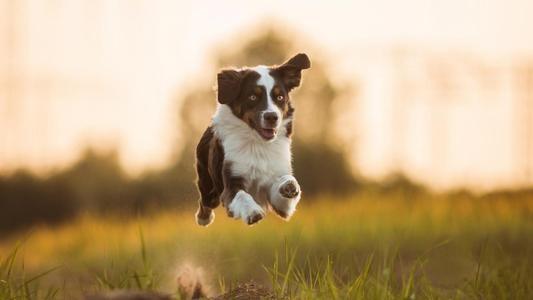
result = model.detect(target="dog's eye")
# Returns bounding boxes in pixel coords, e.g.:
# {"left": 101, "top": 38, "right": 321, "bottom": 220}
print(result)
{"left": 249, "top": 95, "right": 257, "bottom": 101}
{"left": 276, "top": 95, "right": 284, "bottom": 102}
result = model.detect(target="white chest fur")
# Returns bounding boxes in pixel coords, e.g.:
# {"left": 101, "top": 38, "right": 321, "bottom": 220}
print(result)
{"left": 211, "top": 105, "right": 293, "bottom": 188}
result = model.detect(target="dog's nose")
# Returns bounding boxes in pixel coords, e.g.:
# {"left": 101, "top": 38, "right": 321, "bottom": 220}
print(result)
{"left": 263, "top": 112, "right": 279, "bottom": 125}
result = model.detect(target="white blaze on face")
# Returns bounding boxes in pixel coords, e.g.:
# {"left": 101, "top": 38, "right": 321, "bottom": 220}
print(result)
{"left": 252, "top": 66, "right": 281, "bottom": 129}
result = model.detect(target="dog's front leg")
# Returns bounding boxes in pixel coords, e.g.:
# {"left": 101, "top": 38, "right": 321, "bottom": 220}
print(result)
{"left": 269, "top": 175, "right": 301, "bottom": 220}
{"left": 221, "top": 162, "right": 265, "bottom": 225}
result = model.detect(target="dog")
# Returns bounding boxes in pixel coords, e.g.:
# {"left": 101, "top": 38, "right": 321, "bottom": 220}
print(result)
{"left": 194, "top": 53, "right": 311, "bottom": 226}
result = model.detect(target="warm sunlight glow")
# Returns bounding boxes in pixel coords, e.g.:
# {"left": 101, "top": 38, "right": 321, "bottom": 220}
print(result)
{"left": 1, "top": 0, "right": 532, "bottom": 191}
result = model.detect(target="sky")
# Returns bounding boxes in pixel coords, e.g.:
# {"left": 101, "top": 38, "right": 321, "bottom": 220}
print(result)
{"left": 1, "top": 0, "right": 532, "bottom": 190}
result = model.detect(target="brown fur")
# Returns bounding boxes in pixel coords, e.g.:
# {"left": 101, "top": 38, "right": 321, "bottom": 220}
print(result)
{"left": 195, "top": 126, "right": 224, "bottom": 220}
{"left": 195, "top": 53, "right": 310, "bottom": 225}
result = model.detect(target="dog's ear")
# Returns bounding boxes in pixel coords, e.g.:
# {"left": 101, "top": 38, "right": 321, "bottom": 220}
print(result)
{"left": 217, "top": 69, "right": 245, "bottom": 104}
{"left": 273, "top": 53, "right": 311, "bottom": 92}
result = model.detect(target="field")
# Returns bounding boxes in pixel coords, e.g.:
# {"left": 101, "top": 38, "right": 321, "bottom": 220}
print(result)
{"left": 1, "top": 190, "right": 532, "bottom": 299}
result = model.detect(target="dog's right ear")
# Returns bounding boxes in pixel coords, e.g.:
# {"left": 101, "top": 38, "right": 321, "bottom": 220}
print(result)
{"left": 217, "top": 69, "right": 244, "bottom": 105}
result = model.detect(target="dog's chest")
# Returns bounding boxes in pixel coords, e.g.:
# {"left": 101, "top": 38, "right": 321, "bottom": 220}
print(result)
{"left": 222, "top": 135, "right": 292, "bottom": 186}
{"left": 211, "top": 104, "right": 293, "bottom": 188}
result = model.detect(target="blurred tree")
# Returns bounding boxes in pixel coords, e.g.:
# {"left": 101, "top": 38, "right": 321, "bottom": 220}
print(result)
{"left": 173, "top": 26, "right": 358, "bottom": 198}
{"left": 57, "top": 148, "right": 128, "bottom": 213}
{"left": 0, "top": 171, "right": 77, "bottom": 235}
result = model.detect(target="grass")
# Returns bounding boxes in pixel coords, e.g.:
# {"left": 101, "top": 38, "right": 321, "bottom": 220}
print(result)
{"left": 0, "top": 242, "right": 61, "bottom": 299}
{"left": 0, "top": 191, "right": 532, "bottom": 299}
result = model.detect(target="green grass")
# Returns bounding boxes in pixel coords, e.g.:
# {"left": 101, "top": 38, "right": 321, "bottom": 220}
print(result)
{"left": 264, "top": 240, "right": 532, "bottom": 299}
{"left": 0, "top": 192, "right": 532, "bottom": 299}
{"left": 0, "top": 242, "right": 61, "bottom": 299}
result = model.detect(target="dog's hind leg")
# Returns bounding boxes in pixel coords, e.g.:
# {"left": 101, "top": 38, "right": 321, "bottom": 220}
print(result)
{"left": 195, "top": 128, "right": 219, "bottom": 226}
{"left": 195, "top": 165, "right": 218, "bottom": 226}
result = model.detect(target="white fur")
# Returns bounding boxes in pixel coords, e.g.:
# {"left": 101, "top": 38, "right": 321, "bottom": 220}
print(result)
{"left": 212, "top": 104, "right": 292, "bottom": 188}
{"left": 252, "top": 66, "right": 282, "bottom": 129}
{"left": 269, "top": 175, "right": 301, "bottom": 219}
{"left": 212, "top": 63, "right": 302, "bottom": 221}
{"left": 212, "top": 104, "right": 298, "bottom": 216}
{"left": 228, "top": 190, "right": 265, "bottom": 223}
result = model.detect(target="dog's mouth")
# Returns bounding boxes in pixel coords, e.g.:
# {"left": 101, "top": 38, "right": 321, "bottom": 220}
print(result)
{"left": 257, "top": 128, "right": 277, "bottom": 140}
{"left": 248, "top": 118, "right": 278, "bottom": 141}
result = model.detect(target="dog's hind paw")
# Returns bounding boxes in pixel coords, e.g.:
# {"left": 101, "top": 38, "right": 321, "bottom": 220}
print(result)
{"left": 196, "top": 207, "right": 215, "bottom": 226}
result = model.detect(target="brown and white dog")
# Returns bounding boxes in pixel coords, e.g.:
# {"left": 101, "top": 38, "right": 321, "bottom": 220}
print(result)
{"left": 195, "top": 53, "right": 310, "bottom": 226}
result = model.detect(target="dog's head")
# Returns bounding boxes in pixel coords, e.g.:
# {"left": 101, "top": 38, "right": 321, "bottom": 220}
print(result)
{"left": 216, "top": 53, "right": 311, "bottom": 141}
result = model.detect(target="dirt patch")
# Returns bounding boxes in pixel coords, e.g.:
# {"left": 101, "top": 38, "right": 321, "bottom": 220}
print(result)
{"left": 212, "top": 281, "right": 279, "bottom": 300}
{"left": 85, "top": 281, "right": 279, "bottom": 300}
{"left": 85, "top": 290, "right": 172, "bottom": 300}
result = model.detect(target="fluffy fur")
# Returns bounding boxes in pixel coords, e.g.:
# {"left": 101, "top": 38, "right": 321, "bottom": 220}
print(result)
{"left": 195, "top": 53, "right": 310, "bottom": 226}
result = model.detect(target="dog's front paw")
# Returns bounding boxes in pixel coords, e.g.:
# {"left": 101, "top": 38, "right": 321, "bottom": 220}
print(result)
{"left": 245, "top": 210, "right": 265, "bottom": 225}
{"left": 270, "top": 176, "right": 301, "bottom": 220}
{"left": 228, "top": 191, "right": 265, "bottom": 225}
{"left": 279, "top": 178, "right": 301, "bottom": 199}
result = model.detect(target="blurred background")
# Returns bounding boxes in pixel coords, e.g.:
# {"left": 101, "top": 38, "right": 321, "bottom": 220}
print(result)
{"left": 1, "top": 0, "right": 532, "bottom": 233}
{"left": 0, "top": 1, "right": 532, "bottom": 298}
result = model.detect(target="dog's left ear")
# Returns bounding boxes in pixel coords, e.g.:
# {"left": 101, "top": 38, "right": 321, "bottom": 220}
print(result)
{"left": 273, "top": 53, "right": 311, "bottom": 92}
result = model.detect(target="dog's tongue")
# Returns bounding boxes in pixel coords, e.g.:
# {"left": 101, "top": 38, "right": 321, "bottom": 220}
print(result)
{"left": 260, "top": 128, "right": 276, "bottom": 140}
